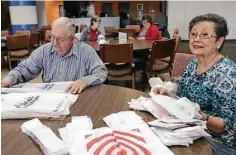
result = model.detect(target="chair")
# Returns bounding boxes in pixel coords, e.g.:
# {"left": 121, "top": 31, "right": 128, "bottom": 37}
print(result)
{"left": 7, "top": 35, "right": 30, "bottom": 70}
{"left": 171, "top": 53, "right": 195, "bottom": 78}
{"left": 40, "top": 25, "right": 51, "bottom": 44}
{"left": 158, "top": 29, "right": 181, "bottom": 63}
{"left": 146, "top": 39, "right": 176, "bottom": 80}
{"left": 80, "top": 24, "right": 87, "bottom": 32}
{"left": 44, "top": 30, "right": 51, "bottom": 43}
{"left": 30, "top": 26, "right": 37, "bottom": 34}
{"left": 99, "top": 43, "right": 135, "bottom": 89}
{"left": 104, "top": 26, "right": 115, "bottom": 38}
{"left": 29, "top": 32, "right": 40, "bottom": 51}
{"left": 118, "top": 28, "right": 135, "bottom": 38}
{"left": 15, "top": 30, "right": 30, "bottom": 35}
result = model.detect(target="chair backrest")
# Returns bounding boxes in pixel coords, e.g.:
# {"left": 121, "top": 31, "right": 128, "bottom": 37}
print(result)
{"left": 126, "top": 25, "right": 140, "bottom": 33}
{"left": 30, "top": 26, "right": 37, "bottom": 34}
{"left": 30, "top": 32, "right": 40, "bottom": 49}
{"left": 40, "top": 25, "right": 51, "bottom": 42}
{"left": 118, "top": 28, "right": 135, "bottom": 38}
{"left": 1, "top": 30, "right": 10, "bottom": 36}
{"left": 44, "top": 30, "right": 51, "bottom": 42}
{"left": 99, "top": 43, "right": 133, "bottom": 73}
{"left": 80, "top": 24, "right": 87, "bottom": 32}
{"left": 104, "top": 26, "right": 115, "bottom": 33}
{"left": 15, "top": 30, "right": 30, "bottom": 36}
{"left": 7, "top": 35, "right": 30, "bottom": 51}
{"left": 148, "top": 39, "right": 176, "bottom": 70}
{"left": 171, "top": 53, "right": 195, "bottom": 78}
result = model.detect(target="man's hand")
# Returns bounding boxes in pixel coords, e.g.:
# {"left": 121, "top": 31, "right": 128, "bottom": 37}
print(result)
{"left": 65, "top": 80, "right": 87, "bottom": 94}
{"left": 1, "top": 80, "right": 9, "bottom": 88}
{"left": 152, "top": 87, "right": 168, "bottom": 95}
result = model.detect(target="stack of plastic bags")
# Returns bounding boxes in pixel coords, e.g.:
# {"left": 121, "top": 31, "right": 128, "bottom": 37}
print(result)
{"left": 21, "top": 118, "right": 69, "bottom": 155}
{"left": 128, "top": 95, "right": 211, "bottom": 146}
{"left": 1, "top": 82, "right": 78, "bottom": 119}
{"left": 57, "top": 112, "right": 174, "bottom": 155}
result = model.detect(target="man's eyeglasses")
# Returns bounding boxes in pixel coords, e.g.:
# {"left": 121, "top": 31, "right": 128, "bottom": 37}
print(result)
{"left": 51, "top": 35, "right": 73, "bottom": 45}
{"left": 189, "top": 32, "right": 217, "bottom": 39}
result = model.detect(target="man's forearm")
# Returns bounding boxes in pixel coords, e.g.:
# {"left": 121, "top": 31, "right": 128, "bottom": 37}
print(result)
{"left": 80, "top": 69, "right": 107, "bottom": 86}
{"left": 3, "top": 70, "right": 24, "bottom": 87}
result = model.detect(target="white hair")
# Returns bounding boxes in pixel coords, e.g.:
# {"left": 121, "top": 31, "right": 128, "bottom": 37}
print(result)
{"left": 52, "top": 17, "right": 76, "bottom": 36}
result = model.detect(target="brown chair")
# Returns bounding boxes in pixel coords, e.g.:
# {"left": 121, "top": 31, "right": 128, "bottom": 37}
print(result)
{"left": 15, "top": 30, "right": 30, "bottom": 36}
{"left": 158, "top": 30, "right": 181, "bottom": 63}
{"left": 29, "top": 32, "right": 40, "bottom": 51}
{"left": 104, "top": 26, "right": 115, "bottom": 38}
{"left": 118, "top": 28, "right": 135, "bottom": 38}
{"left": 30, "top": 26, "right": 37, "bottom": 34}
{"left": 80, "top": 24, "right": 87, "bottom": 32}
{"left": 40, "top": 25, "right": 51, "bottom": 44}
{"left": 146, "top": 39, "right": 176, "bottom": 80}
{"left": 99, "top": 43, "right": 135, "bottom": 89}
{"left": 7, "top": 35, "right": 30, "bottom": 70}
{"left": 44, "top": 30, "right": 51, "bottom": 43}
{"left": 171, "top": 53, "right": 195, "bottom": 78}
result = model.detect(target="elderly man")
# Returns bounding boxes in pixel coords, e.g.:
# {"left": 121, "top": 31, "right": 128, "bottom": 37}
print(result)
{"left": 1, "top": 17, "right": 108, "bottom": 94}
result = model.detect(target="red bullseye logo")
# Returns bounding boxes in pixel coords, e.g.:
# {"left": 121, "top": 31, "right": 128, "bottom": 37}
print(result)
{"left": 85, "top": 130, "right": 151, "bottom": 155}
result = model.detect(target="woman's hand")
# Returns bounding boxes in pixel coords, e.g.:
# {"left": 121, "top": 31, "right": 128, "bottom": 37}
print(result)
{"left": 152, "top": 87, "right": 169, "bottom": 95}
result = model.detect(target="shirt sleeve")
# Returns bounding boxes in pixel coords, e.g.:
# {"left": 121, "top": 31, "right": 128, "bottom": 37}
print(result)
{"left": 3, "top": 46, "right": 44, "bottom": 87}
{"left": 79, "top": 46, "right": 108, "bottom": 86}
{"left": 213, "top": 65, "right": 236, "bottom": 131}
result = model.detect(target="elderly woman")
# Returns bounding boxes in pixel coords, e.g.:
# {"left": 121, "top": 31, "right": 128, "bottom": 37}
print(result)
{"left": 153, "top": 13, "right": 235, "bottom": 155}
{"left": 80, "top": 15, "right": 102, "bottom": 41}
{"left": 137, "top": 14, "right": 160, "bottom": 40}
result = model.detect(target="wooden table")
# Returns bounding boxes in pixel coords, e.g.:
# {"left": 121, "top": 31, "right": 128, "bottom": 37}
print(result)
{"left": 1, "top": 84, "right": 212, "bottom": 155}
{"left": 85, "top": 39, "right": 154, "bottom": 52}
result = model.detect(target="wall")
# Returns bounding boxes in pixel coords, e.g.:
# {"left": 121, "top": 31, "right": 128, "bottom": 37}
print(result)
{"left": 168, "top": 1, "right": 236, "bottom": 40}
{"left": 45, "top": 0, "right": 63, "bottom": 25}
{"left": 40, "top": 1, "right": 160, "bottom": 26}
{"left": 36, "top": 1, "right": 47, "bottom": 27}
{"left": 94, "top": 1, "right": 160, "bottom": 19}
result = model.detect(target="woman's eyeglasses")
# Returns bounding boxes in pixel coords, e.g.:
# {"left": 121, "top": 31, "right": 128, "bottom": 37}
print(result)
{"left": 189, "top": 32, "right": 217, "bottom": 39}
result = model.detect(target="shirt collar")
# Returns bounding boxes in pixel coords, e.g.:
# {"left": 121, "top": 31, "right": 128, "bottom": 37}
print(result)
{"left": 50, "top": 41, "right": 79, "bottom": 58}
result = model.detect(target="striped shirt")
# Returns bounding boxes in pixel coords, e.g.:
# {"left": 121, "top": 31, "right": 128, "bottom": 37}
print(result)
{"left": 4, "top": 41, "right": 108, "bottom": 87}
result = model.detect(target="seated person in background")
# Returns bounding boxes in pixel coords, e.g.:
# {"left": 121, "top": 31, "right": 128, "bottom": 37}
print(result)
{"left": 152, "top": 13, "right": 235, "bottom": 155}
{"left": 137, "top": 14, "right": 160, "bottom": 40}
{"left": 1, "top": 17, "right": 108, "bottom": 94}
{"left": 80, "top": 15, "right": 102, "bottom": 41}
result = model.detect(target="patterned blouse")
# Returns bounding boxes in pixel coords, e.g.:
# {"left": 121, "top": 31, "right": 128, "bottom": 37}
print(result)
{"left": 177, "top": 57, "right": 236, "bottom": 149}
